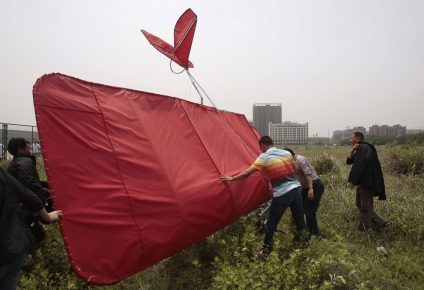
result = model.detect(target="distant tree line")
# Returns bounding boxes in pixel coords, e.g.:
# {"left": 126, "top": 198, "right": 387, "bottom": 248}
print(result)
{"left": 338, "top": 132, "right": 424, "bottom": 146}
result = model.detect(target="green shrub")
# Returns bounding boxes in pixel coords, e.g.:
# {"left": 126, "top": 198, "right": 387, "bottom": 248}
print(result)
{"left": 310, "top": 153, "right": 340, "bottom": 176}
{"left": 211, "top": 225, "right": 285, "bottom": 289}
{"left": 18, "top": 224, "right": 88, "bottom": 290}
{"left": 384, "top": 145, "right": 424, "bottom": 175}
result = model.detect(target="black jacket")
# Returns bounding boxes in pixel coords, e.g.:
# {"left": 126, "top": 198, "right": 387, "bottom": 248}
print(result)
{"left": 346, "top": 142, "right": 386, "bottom": 200}
{"left": 0, "top": 168, "right": 44, "bottom": 265}
{"left": 6, "top": 154, "right": 50, "bottom": 202}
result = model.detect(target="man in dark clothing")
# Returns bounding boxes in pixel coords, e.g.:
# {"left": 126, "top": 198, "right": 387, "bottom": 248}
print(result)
{"left": 7, "top": 138, "right": 53, "bottom": 244}
{"left": 6, "top": 138, "right": 50, "bottom": 203}
{"left": 0, "top": 168, "right": 63, "bottom": 290}
{"left": 346, "top": 132, "right": 388, "bottom": 232}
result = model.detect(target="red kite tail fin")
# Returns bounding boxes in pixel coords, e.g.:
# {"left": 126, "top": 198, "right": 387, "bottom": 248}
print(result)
{"left": 141, "top": 8, "right": 196, "bottom": 69}
{"left": 173, "top": 8, "right": 197, "bottom": 68}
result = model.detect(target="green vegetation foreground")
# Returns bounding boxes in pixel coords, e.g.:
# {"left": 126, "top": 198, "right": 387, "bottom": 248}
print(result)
{"left": 7, "top": 145, "right": 424, "bottom": 289}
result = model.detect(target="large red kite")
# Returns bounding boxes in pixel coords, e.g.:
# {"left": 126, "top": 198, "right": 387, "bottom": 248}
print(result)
{"left": 141, "top": 8, "right": 197, "bottom": 69}
{"left": 33, "top": 73, "right": 270, "bottom": 284}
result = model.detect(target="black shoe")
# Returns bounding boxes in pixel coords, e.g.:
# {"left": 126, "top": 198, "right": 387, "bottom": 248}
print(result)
{"left": 258, "top": 245, "right": 272, "bottom": 257}
{"left": 377, "top": 221, "right": 390, "bottom": 230}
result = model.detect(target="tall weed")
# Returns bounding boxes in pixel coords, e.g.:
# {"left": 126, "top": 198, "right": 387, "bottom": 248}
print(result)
{"left": 310, "top": 153, "right": 340, "bottom": 176}
{"left": 384, "top": 145, "right": 424, "bottom": 175}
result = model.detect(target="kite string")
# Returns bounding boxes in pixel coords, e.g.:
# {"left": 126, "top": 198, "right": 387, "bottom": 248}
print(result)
{"left": 185, "top": 70, "right": 257, "bottom": 160}
{"left": 185, "top": 70, "right": 272, "bottom": 196}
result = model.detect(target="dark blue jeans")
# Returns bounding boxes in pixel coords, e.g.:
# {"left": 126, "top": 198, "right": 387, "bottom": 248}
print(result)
{"left": 301, "top": 179, "right": 324, "bottom": 236}
{"left": 264, "top": 187, "right": 308, "bottom": 246}
{"left": 0, "top": 254, "right": 26, "bottom": 290}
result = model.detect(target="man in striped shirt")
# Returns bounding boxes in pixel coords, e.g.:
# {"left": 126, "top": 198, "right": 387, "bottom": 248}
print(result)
{"left": 220, "top": 136, "right": 308, "bottom": 256}
{"left": 285, "top": 148, "right": 325, "bottom": 236}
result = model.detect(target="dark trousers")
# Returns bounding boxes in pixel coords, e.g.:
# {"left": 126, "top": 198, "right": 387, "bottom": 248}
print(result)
{"left": 356, "top": 185, "right": 387, "bottom": 231}
{"left": 301, "top": 179, "right": 324, "bottom": 236}
{"left": 0, "top": 254, "right": 26, "bottom": 290}
{"left": 264, "top": 187, "right": 308, "bottom": 246}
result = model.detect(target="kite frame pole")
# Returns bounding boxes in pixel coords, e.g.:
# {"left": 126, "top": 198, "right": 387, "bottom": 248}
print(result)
{"left": 170, "top": 60, "right": 185, "bottom": 74}
{"left": 185, "top": 70, "right": 262, "bottom": 160}
{"left": 185, "top": 69, "right": 273, "bottom": 195}
{"left": 185, "top": 70, "right": 204, "bottom": 105}
{"left": 186, "top": 70, "right": 218, "bottom": 108}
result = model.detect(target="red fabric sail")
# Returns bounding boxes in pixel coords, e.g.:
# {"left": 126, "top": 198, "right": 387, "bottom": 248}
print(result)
{"left": 141, "top": 8, "right": 197, "bottom": 69}
{"left": 33, "top": 73, "right": 270, "bottom": 285}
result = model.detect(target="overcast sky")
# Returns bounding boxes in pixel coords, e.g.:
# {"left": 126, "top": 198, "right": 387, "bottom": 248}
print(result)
{"left": 1, "top": 0, "right": 423, "bottom": 137}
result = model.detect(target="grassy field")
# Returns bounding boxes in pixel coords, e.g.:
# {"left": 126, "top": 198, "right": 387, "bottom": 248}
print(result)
{"left": 8, "top": 145, "right": 424, "bottom": 289}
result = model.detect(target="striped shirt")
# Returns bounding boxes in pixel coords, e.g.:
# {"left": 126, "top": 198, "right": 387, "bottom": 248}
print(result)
{"left": 294, "top": 154, "right": 319, "bottom": 189}
{"left": 251, "top": 147, "right": 300, "bottom": 197}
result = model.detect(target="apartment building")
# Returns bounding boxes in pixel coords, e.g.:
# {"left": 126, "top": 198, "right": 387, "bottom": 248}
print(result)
{"left": 269, "top": 121, "right": 309, "bottom": 145}
{"left": 369, "top": 124, "right": 406, "bottom": 137}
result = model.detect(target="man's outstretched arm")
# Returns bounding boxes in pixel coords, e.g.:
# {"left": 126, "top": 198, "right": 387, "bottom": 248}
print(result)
{"left": 220, "top": 167, "right": 258, "bottom": 182}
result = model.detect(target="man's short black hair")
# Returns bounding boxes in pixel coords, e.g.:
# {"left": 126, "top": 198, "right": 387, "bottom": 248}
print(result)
{"left": 259, "top": 136, "right": 274, "bottom": 146}
{"left": 353, "top": 132, "right": 365, "bottom": 141}
{"left": 7, "top": 138, "right": 30, "bottom": 156}
{"left": 284, "top": 148, "right": 295, "bottom": 156}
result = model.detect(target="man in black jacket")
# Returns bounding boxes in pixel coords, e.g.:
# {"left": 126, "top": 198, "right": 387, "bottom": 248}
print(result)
{"left": 6, "top": 138, "right": 54, "bottom": 244}
{"left": 6, "top": 138, "right": 50, "bottom": 203}
{"left": 0, "top": 168, "right": 62, "bottom": 290}
{"left": 346, "top": 132, "right": 388, "bottom": 232}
